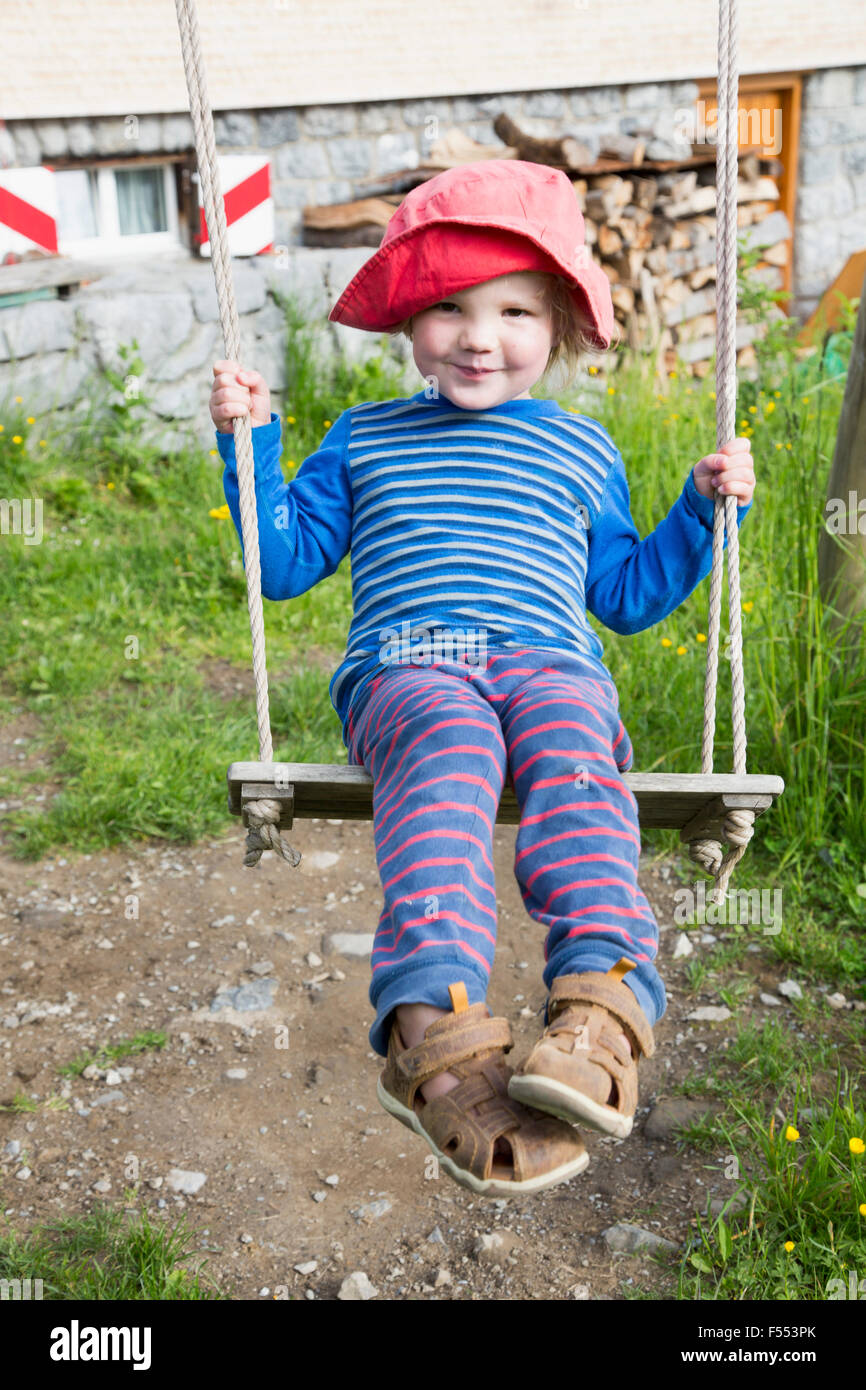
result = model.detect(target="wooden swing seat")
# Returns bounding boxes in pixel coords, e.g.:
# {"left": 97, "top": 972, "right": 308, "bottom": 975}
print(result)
{"left": 227, "top": 762, "right": 784, "bottom": 845}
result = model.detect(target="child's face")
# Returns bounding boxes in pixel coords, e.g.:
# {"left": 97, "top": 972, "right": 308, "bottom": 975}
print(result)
{"left": 409, "top": 272, "right": 557, "bottom": 408}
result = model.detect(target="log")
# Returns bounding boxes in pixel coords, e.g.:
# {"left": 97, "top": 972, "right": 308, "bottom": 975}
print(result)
{"left": 598, "top": 134, "right": 646, "bottom": 165}
{"left": 598, "top": 224, "right": 624, "bottom": 257}
{"left": 492, "top": 113, "right": 593, "bottom": 170}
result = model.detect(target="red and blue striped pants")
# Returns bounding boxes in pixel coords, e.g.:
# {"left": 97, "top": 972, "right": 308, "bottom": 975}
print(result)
{"left": 346, "top": 647, "right": 666, "bottom": 1057}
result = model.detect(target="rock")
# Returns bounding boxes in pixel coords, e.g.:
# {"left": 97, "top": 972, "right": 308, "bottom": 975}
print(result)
{"left": 351, "top": 1198, "right": 392, "bottom": 1222}
{"left": 104, "top": 1069, "right": 123, "bottom": 1085}
{"left": 250, "top": 960, "right": 274, "bottom": 976}
{"left": 210, "top": 979, "right": 276, "bottom": 1012}
{"left": 602, "top": 1223, "right": 679, "bottom": 1255}
{"left": 700, "top": 933, "right": 718, "bottom": 945}
{"left": 472, "top": 1230, "right": 520, "bottom": 1264}
{"left": 673, "top": 932, "right": 694, "bottom": 959}
{"left": 325, "top": 932, "right": 375, "bottom": 958}
{"left": 294, "top": 1260, "right": 318, "bottom": 1275}
{"left": 15, "top": 1167, "right": 32, "bottom": 1180}
{"left": 166, "top": 1168, "right": 207, "bottom": 1195}
{"left": 643, "top": 1098, "right": 716, "bottom": 1141}
{"left": 828, "top": 992, "right": 847, "bottom": 1009}
{"left": 760, "top": 992, "right": 782, "bottom": 1006}
{"left": 426, "top": 1225, "right": 446, "bottom": 1244}
{"left": 4, "top": 1140, "right": 21, "bottom": 1157}
{"left": 90, "top": 1091, "right": 125, "bottom": 1107}
{"left": 305, "top": 951, "right": 323, "bottom": 968}
{"left": 301, "top": 851, "right": 340, "bottom": 874}
{"left": 92, "top": 1179, "right": 111, "bottom": 1193}
{"left": 778, "top": 979, "right": 803, "bottom": 1000}
{"left": 434, "top": 1268, "right": 452, "bottom": 1287}
{"left": 685, "top": 1006, "right": 732, "bottom": 1022}
{"left": 570, "top": 1282, "right": 591, "bottom": 1299}
{"left": 312, "top": 1190, "right": 328, "bottom": 1203}
{"left": 225, "top": 1068, "right": 248, "bottom": 1080}
{"left": 338, "top": 1271, "right": 378, "bottom": 1301}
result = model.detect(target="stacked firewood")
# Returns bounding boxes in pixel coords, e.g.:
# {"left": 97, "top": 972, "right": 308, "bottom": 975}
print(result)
{"left": 302, "top": 118, "right": 790, "bottom": 375}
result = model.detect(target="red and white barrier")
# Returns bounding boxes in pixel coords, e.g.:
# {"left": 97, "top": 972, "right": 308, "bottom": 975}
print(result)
{"left": 197, "top": 156, "right": 274, "bottom": 258}
{"left": 0, "top": 167, "right": 59, "bottom": 258}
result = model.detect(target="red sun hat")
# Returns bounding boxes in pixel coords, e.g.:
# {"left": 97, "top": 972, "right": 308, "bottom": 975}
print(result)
{"left": 328, "top": 159, "right": 615, "bottom": 350}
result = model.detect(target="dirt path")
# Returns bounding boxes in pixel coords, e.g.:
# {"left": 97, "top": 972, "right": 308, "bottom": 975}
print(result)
{"left": 3, "top": 781, "right": 841, "bottom": 1302}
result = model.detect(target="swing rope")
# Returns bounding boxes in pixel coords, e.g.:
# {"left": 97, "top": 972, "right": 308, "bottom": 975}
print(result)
{"left": 176, "top": 0, "right": 752, "bottom": 901}
{"left": 685, "top": 0, "right": 756, "bottom": 906}
{"left": 175, "top": 0, "right": 299, "bottom": 868}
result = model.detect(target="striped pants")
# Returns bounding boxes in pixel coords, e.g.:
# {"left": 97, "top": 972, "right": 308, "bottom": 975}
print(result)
{"left": 346, "top": 647, "right": 667, "bottom": 1057}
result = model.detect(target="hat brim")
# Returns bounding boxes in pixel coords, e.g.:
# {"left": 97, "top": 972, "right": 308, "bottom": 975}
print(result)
{"left": 328, "top": 219, "right": 614, "bottom": 351}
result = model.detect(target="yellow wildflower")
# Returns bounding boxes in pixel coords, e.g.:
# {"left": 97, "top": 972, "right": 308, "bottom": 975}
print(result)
{"left": 324, "top": 419, "right": 332, "bottom": 428}
{"left": 0, "top": 424, "right": 4, "bottom": 432}
{"left": 850, "top": 1137, "right": 865, "bottom": 1155}
{"left": 26, "top": 416, "right": 35, "bottom": 424}
{"left": 588, "top": 366, "right": 598, "bottom": 376}
{"left": 287, "top": 415, "right": 296, "bottom": 423}
{"left": 709, "top": 390, "right": 716, "bottom": 400}
{"left": 106, "top": 482, "right": 115, "bottom": 490}
{"left": 859, "top": 1204, "right": 866, "bottom": 1216}
{"left": 743, "top": 601, "right": 754, "bottom": 613}
{"left": 774, "top": 390, "right": 781, "bottom": 397}
{"left": 749, "top": 405, "right": 757, "bottom": 414}
{"left": 676, "top": 645, "right": 687, "bottom": 655}
{"left": 209, "top": 503, "right": 231, "bottom": 520}
{"left": 668, "top": 370, "right": 678, "bottom": 379}
{"left": 784, "top": 1241, "right": 795, "bottom": 1253}
{"left": 39, "top": 440, "right": 46, "bottom": 447}
{"left": 661, "top": 637, "right": 673, "bottom": 648}
{"left": 12, "top": 435, "right": 23, "bottom": 444}
{"left": 785, "top": 1125, "right": 799, "bottom": 1141}
{"left": 775, "top": 442, "right": 783, "bottom": 450}
{"left": 607, "top": 386, "right": 616, "bottom": 395}
{"left": 765, "top": 401, "right": 775, "bottom": 414}
{"left": 801, "top": 396, "right": 809, "bottom": 404}
{"left": 696, "top": 633, "right": 707, "bottom": 643}
{"left": 785, "top": 443, "right": 793, "bottom": 451}
{"left": 14, "top": 395, "right": 22, "bottom": 403}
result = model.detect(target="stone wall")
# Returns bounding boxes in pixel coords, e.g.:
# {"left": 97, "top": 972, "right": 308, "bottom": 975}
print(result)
{"left": 793, "top": 65, "right": 866, "bottom": 320}
{"left": 0, "top": 248, "right": 416, "bottom": 454}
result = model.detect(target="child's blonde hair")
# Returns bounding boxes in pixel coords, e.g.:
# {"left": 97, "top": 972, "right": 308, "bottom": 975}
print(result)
{"left": 386, "top": 272, "right": 611, "bottom": 391}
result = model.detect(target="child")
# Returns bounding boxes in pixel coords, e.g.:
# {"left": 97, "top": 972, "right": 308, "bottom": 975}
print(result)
{"left": 210, "top": 159, "right": 756, "bottom": 1198}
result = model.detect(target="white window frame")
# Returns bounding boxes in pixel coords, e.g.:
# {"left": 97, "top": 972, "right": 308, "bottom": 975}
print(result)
{"left": 56, "top": 162, "right": 181, "bottom": 258}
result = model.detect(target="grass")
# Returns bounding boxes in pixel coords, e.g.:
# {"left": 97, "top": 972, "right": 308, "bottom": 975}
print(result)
{"left": 1, "top": 276, "right": 864, "bottom": 1300}
{"left": 0, "top": 1202, "right": 226, "bottom": 1299}
{"left": 57, "top": 1030, "right": 167, "bottom": 1077}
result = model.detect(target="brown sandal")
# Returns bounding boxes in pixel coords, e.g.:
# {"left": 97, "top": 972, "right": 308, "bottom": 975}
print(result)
{"left": 377, "top": 982, "right": 590, "bottom": 1196}
{"left": 507, "top": 958, "right": 656, "bottom": 1139}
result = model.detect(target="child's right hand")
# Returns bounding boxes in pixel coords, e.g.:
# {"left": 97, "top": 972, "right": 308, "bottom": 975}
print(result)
{"left": 210, "top": 360, "right": 272, "bottom": 433}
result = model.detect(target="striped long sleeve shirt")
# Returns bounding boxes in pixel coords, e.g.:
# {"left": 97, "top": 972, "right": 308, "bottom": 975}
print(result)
{"left": 217, "top": 388, "right": 752, "bottom": 749}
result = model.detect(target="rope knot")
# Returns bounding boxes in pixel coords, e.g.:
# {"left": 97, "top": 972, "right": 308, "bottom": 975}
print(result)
{"left": 243, "top": 797, "right": 302, "bottom": 869}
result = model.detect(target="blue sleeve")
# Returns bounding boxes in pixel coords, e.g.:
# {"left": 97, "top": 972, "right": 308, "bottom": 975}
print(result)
{"left": 584, "top": 447, "right": 753, "bottom": 636}
{"left": 216, "top": 410, "right": 353, "bottom": 601}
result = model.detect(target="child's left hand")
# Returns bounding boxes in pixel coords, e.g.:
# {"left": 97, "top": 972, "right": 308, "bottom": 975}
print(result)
{"left": 692, "top": 437, "right": 756, "bottom": 506}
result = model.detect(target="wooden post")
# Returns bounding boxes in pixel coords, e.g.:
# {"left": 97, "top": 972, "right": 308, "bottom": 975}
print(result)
{"left": 817, "top": 270, "right": 866, "bottom": 645}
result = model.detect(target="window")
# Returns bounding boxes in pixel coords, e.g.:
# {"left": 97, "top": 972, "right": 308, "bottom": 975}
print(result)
{"left": 54, "top": 163, "right": 180, "bottom": 257}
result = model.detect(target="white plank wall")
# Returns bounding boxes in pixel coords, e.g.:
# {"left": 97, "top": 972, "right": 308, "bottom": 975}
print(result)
{"left": 5, "top": 0, "right": 866, "bottom": 120}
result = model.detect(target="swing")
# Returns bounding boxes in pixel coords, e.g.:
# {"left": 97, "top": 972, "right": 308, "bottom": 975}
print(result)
{"left": 174, "top": 0, "right": 783, "bottom": 906}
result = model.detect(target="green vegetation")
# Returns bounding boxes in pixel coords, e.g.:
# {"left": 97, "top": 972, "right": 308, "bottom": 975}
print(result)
{"left": 0, "top": 1203, "right": 225, "bottom": 1299}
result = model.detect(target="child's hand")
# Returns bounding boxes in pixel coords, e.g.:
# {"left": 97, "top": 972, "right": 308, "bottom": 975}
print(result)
{"left": 210, "top": 360, "right": 272, "bottom": 433}
{"left": 692, "top": 437, "right": 755, "bottom": 507}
